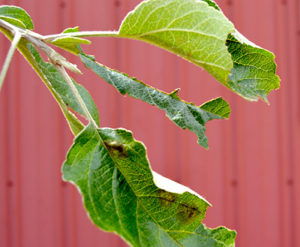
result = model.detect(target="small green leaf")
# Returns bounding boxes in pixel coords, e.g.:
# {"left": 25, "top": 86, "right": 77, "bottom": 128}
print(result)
{"left": 119, "top": 0, "right": 280, "bottom": 102}
{"left": 51, "top": 37, "right": 91, "bottom": 54}
{"left": 80, "top": 53, "right": 230, "bottom": 148}
{"left": 62, "top": 125, "right": 236, "bottom": 247}
{"left": 49, "top": 27, "right": 91, "bottom": 54}
{"left": 27, "top": 44, "right": 99, "bottom": 126}
{"left": 0, "top": 16, "right": 26, "bottom": 29}
{"left": 200, "top": 97, "right": 231, "bottom": 119}
{"left": 0, "top": 5, "right": 34, "bottom": 29}
{"left": 62, "top": 26, "right": 79, "bottom": 33}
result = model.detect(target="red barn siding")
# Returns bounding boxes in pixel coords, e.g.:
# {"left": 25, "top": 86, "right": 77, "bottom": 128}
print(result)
{"left": 0, "top": 0, "right": 299, "bottom": 246}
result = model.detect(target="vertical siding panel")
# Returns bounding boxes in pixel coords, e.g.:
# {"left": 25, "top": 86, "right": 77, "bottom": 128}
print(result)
{"left": 4, "top": 17, "right": 23, "bottom": 247}
{"left": 277, "top": 1, "right": 299, "bottom": 246}
{"left": 0, "top": 35, "right": 10, "bottom": 247}
{"left": 286, "top": 1, "right": 300, "bottom": 246}
{"left": 293, "top": 1, "right": 300, "bottom": 246}
{"left": 274, "top": 1, "right": 290, "bottom": 246}
{"left": 229, "top": 1, "right": 248, "bottom": 246}
{"left": 251, "top": 1, "right": 281, "bottom": 247}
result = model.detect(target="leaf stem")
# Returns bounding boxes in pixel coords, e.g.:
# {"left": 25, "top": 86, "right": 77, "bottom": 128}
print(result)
{"left": 55, "top": 64, "right": 98, "bottom": 129}
{"left": 0, "top": 31, "right": 22, "bottom": 91}
{"left": 43, "top": 31, "right": 119, "bottom": 42}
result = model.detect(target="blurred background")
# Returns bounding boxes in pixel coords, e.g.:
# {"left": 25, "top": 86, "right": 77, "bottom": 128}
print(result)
{"left": 0, "top": 0, "right": 299, "bottom": 246}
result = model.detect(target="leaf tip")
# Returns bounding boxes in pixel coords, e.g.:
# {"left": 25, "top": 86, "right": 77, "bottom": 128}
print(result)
{"left": 168, "top": 88, "right": 180, "bottom": 100}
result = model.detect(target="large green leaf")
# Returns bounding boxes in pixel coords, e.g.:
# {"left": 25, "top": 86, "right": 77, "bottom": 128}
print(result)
{"left": 0, "top": 5, "right": 34, "bottom": 29}
{"left": 118, "top": 0, "right": 280, "bottom": 101}
{"left": 62, "top": 124, "right": 236, "bottom": 246}
{"left": 80, "top": 52, "right": 230, "bottom": 148}
{"left": 119, "top": 0, "right": 234, "bottom": 84}
{"left": 27, "top": 44, "right": 100, "bottom": 126}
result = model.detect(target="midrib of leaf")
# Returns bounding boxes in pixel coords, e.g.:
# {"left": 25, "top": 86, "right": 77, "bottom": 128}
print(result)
{"left": 136, "top": 29, "right": 223, "bottom": 42}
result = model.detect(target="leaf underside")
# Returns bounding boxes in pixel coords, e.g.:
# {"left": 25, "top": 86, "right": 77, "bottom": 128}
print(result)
{"left": 119, "top": 0, "right": 280, "bottom": 101}
{"left": 63, "top": 125, "right": 236, "bottom": 247}
{"left": 27, "top": 44, "right": 100, "bottom": 126}
{"left": 80, "top": 52, "right": 230, "bottom": 149}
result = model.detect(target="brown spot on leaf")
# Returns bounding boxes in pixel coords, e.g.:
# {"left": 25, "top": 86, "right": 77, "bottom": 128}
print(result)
{"left": 176, "top": 203, "right": 201, "bottom": 225}
{"left": 104, "top": 140, "right": 128, "bottom": 158}
{"left": 157, "top": 189, "right": 177, "bottom": 207}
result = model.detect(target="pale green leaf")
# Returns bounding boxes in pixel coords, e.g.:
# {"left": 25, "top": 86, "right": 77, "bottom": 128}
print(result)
{"left": 62, "top": 124, "right": 236, "bottom": 247}
{"left": 0, "top": 16, "right": 26, "bottom": 29}
{"left": 119, "top": 0, "right": 280, "bottom": 101}
{"left": 119, "top": 0, "right": 235, "bottom": 84}
{"left": 27, "top": 44, "right": 99, "bottom": 126}
{"left": 62, "top": 26, "right": 80, "bottom": 33}
{"left": 80, "top": 53, "right": 230, "bottom": 148}
{"left": 51, "top": 36, "right": 91, "bottom": 54}
{"left": 49, "top": 26, "right": 91, "bottom": 54}
{"left": 0, "top": 5, "right": 33, "bottom": 29}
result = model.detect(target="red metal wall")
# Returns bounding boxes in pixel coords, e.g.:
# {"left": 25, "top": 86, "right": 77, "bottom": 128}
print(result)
{"left": 0, "top": 0, "right": 299, "bottom": 246}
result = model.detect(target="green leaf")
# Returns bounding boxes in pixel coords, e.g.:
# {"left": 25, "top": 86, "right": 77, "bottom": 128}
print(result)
{"left": 51, "top": 36, "right": 91, "bottom": 54}
{"left": 80, "top": 53, "right": 230, "bottom": 148}
{"left": 62, "top": 124, "right": 236, "bottom": 246}
{"left": 0, "top": 5, "right": 34, "bottom": 29}
{"left": 226, "top": 32, "right": 280, "bottom": 101}
{"left": 62, "top": 26, "right": 80, "bottom": 33}
{"left": 27, "top": 44, "right": 100, "bottom": 126}
{"left": 49, "top": 27, "right": 91, "bottom": 54}
{"left": 119, "top": 0, "right": 234, "bottom": 84}
{"left": 119, "top": 0, "right": 280, "bottom": 101}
